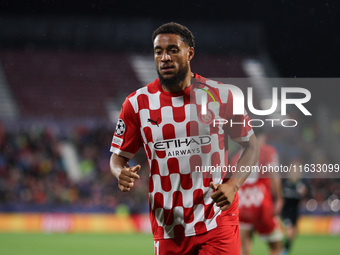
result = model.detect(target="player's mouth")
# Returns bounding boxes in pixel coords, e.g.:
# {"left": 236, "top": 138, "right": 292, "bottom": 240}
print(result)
{"left": 160, "top": 65, "right": 175, "bottom": 73}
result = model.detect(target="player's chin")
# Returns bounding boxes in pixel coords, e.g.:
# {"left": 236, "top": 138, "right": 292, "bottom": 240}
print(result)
{"left": 160, "top": 72, "right": 175, "bottom": 79}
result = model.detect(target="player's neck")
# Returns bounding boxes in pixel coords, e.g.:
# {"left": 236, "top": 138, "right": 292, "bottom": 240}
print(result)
{"left": 161, "top": 72, "right": 194, "bottom": 93}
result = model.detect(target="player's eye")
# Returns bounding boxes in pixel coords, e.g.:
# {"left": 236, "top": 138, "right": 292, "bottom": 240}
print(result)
{"left": 170, "top": 48, "right": 179, "bottom": 54}
{"left": 155, "top": 50, "right": 162, "bottom": 55}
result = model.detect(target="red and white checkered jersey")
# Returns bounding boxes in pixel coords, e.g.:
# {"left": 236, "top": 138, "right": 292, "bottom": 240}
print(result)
{"left": 111, "top": 74, "right": 253, "bottom": 240}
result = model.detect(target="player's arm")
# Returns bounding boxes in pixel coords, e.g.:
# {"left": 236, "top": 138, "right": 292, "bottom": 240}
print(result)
{"left": 210, "top": 134, "right": 259, "bottom": 211}
{"left": 271, "top": 176, "right": 284, "bottom": 215}
{"left": 268, "top": 149, "right": 283, "bottom": 214}
{"left": 110, "top": 153, "right": 141, "bottom": 192}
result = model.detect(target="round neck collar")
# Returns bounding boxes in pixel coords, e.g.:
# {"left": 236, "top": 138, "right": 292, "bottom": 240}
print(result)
{"left": 156, "top": 73, "right": 198, "bottom": 96}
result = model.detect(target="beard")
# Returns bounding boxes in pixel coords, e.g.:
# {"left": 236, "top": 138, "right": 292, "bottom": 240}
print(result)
{"left": 157, "top": 62, "right": 188, "bottom": 91}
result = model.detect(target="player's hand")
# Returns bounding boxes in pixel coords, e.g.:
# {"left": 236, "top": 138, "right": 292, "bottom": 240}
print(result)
{"left": 118, "top": 165, "right": 141, "bottom": 192}
{"left": 210, "top": 182, "right": 237, "bottom": 211}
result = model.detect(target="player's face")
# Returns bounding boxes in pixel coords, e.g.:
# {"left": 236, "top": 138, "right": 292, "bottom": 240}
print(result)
{"left": 153, "top": 33, "right": 194, "bottom": 89}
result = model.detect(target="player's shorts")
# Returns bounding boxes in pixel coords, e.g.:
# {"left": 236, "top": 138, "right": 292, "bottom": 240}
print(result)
{"left": 281, "top": 198, "right": 300, "bottom": 227}
{"left": 239, "top": 192, "right": 276, "bottom": 235}
{"left": 153, "top": 224, "right": 240, "bottom": 255}
{"left": 240, "top": 216, "right": 283, "bottom": 242}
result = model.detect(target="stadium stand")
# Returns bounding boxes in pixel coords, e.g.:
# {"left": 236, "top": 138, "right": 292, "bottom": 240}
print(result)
{"left": 0, "top": 50, "right": 140, "bottom": 118}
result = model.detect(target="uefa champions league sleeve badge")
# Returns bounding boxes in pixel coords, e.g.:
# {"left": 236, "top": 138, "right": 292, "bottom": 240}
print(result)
{"left": 115, "top": 119, "right": 125, "bottom": 136}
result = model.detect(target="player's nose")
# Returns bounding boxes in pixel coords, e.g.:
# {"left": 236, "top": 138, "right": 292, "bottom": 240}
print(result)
{"left": 161, "top": 51, "right": 171, "bottom": 61}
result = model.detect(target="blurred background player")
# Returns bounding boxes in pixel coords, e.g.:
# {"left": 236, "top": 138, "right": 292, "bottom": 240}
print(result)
{"left": 280, "top": 159, "right": 308, "bottom": 255}
{"left": 231, "top": 128, "right": 284, "bottom": 255}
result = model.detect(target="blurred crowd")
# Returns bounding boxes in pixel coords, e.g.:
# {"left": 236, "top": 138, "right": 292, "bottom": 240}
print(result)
{"left": 0, "top": 124, "right": 148, "bottom": 214}
{"left": 0, "top": 119, "right": 339, "bottom": 215}
{"left": 263, "top": 117, "right": 340, "bottom": 215}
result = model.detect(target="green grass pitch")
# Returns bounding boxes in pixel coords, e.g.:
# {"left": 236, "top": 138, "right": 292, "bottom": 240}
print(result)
{"left": 0, "top": 233, "right": 339, "bottom": 255}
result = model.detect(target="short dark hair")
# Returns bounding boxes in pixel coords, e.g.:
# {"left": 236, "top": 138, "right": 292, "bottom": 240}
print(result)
{"left": 152, "top": 22, "right": 195, "bottom": 47}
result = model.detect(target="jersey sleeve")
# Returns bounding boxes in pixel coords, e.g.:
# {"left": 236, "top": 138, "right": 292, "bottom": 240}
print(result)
{"left": 110, "top": 97, "right": 142, "bottom": 158}
{"left": 224, "top": 90, "right": 254, "bottom": 142}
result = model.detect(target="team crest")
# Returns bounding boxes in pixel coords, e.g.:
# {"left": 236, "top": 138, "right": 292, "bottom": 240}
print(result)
{"left": 115, "top": 119, "right": 125, "bottom": 136}
{"left": 198, "top": 109, "right": 215, "bottom": 125}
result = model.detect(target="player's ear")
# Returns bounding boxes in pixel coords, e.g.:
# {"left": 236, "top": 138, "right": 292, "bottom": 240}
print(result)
{"left": 187, "top": 47, "right": 194, "bottom": 61}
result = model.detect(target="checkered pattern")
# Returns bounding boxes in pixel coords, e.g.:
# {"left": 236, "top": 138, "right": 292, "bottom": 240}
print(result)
{"left": 111, "top": 74, "right": 253, "bottom": 240}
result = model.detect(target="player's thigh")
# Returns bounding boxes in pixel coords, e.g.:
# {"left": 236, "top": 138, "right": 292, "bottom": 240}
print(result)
{"left": 199, "top": 225, "right": 240, "bottom": 255}
{"left": 154, "top": 237, "right": 195, "bottom": 255}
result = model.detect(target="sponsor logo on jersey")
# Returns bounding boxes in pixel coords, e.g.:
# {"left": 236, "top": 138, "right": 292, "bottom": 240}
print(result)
{"left": 147, "top": 117, "right": 160, "bottom": 127}
{"left": 153, "top": 135, "right": 211, "bottom": 158}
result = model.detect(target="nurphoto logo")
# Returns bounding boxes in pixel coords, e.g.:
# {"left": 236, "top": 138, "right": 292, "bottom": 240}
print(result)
{"left": 194, "top": 79, "right": 311, "bottom": 128}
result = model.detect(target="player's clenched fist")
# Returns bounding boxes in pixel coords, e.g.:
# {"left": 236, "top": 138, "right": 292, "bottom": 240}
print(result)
{"left": 118, "top": 165, "right": 141, "bottom": 192}
{"left": 210, "top": 182, "right": 237, "bottom": 211}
